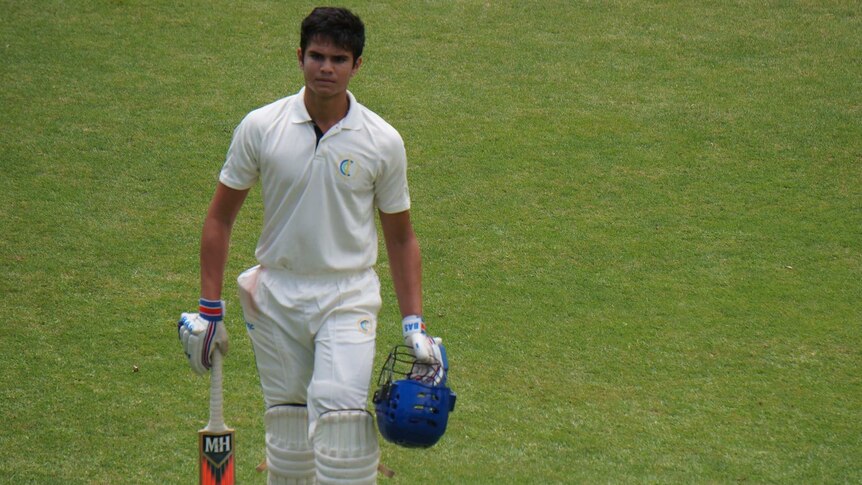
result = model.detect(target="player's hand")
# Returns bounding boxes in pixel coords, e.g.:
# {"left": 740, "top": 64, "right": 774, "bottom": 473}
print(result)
{"left": 413, "top": 336, "right": 445, "bottom": 385}
{"left": 402, "top": 315, "right": 445, "bottom": 384}
{"left": 401, "top": 315, "right": 436, "bottom": 362}
{"left": 178, "top": 298, "right": 229, "bottom": 375}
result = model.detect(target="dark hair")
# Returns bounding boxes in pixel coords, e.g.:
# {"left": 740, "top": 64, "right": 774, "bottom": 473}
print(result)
{"left": 300, "top": 7, "right": 365, "bottom": 63}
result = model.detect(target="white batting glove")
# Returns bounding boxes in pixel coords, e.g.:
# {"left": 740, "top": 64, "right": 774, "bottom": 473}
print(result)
{"left": 402, "top": 315, "right": 435, "bottom": 362}
{"left": 178, "top": 298, "right": 229, "bottom": 375}
{"left": 402, "top": 315, "right": 445, "bottom": 384}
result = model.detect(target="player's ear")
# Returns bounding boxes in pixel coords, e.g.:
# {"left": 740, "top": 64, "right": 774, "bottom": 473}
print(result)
{"left": 351, "top": 56, "right": 362, "bottom": 77}
{"left": 297, "top": 47, "right": 304, "bottom": 66}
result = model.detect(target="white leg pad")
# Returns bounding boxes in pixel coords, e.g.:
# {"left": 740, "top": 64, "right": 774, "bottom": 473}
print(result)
{"left": 313, "top": 410, "right": 379, "bottom": 485}
{"left": 265, "top": 405, "right": 316, "bottom": 485}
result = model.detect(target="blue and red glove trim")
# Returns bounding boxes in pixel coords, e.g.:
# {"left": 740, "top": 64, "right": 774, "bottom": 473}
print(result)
{"left": 199, "top": 298, "right": 223, "bottom": 322}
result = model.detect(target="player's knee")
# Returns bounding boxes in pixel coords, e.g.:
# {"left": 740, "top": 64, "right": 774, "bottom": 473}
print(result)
{"left": 313, "top": 410, "right": 379, "bottom": 485}
{"left": 265, "top": 405, "right": 315, "bottom": 485}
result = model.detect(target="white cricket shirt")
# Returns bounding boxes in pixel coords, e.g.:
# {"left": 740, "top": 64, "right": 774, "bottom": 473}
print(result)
{"left": 220, "top": 87, "right": 411, "bottom": 274}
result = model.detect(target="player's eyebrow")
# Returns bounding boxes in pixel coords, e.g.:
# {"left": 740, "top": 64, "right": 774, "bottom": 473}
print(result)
{"left": 312, "top": 52, "right": 350, "bottom": 62}
{"left": 305, "top": 45, "right": 353, "bottom": 62}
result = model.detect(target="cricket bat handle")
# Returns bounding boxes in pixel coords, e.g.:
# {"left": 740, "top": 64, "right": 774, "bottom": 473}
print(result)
{"left": 208, "top": 349, "right": 227, "bottom": 433}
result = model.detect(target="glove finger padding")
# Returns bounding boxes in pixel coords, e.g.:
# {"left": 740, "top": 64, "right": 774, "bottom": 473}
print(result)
{"left": 409, "top": 337, "right": 445, "bottom": 385}
{"left": 179, "top": 315, "right": 193, "bottom": 354}
{"left": 405, "top": 332, "right": 437, "bottom": 363}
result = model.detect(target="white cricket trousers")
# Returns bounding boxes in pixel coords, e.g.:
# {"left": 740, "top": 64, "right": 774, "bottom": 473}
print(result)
{"left": 237, "top": 265, "right": 381, "bottom": 434}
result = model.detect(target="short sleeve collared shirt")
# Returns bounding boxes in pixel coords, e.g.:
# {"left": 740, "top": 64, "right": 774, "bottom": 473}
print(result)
{"left": 220, "top": 88, "right": 411, "bottom": 274}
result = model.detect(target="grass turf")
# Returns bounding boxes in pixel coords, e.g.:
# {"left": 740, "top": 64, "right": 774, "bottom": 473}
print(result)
{"left": 1, "top": 1, "right": 859, "bottom": 483}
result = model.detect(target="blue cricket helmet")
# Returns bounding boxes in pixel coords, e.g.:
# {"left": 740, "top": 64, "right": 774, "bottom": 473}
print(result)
{"left": 373, "top": 344, "right": 456, "bottom": 448}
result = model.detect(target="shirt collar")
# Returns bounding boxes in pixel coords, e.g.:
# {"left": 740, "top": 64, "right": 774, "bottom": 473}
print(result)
{"left": 290, "top": 87, "right": 362, "bottom": 131}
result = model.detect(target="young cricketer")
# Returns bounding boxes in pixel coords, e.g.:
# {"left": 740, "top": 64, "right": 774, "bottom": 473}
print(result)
{"left": 178, "top": 7, "right": 443, "bottom": 484}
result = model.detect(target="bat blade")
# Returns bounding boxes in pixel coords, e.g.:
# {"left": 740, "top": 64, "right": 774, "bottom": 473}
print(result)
{"left": 199, "top": 349, "right": 235, "bottom": 485}
{"left": 199, "top": 428, "right": 235, "bottom": 484}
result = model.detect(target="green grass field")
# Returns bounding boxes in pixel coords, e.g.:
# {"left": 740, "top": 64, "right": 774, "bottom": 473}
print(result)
{"left": 1, "top": 1, "right": 860, "bottom": 483}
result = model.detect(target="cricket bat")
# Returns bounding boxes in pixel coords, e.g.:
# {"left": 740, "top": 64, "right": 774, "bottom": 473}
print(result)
{"left": 199, "top": 349, "right": 235, "bottom": 485}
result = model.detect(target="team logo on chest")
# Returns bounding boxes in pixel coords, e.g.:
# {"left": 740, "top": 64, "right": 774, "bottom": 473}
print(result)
{"left": 339, "top": 159, "right": 355, "bottom": 177}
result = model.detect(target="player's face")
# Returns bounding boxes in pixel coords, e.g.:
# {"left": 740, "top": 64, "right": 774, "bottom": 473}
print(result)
{"left": 298, "top": 39, "right": 361, "bottom": 100}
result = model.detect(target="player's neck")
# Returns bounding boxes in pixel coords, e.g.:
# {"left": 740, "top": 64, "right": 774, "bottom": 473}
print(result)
{"left": 303, "top": 90, "right": 350, "bottom": 134}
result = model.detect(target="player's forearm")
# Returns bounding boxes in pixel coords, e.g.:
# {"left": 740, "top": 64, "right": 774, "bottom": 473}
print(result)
{"left": 200, "top": 215, "right": 233, "bottom": 301}
{"left": 386, "top": 235, "right": 422, "bottom": 318}
{"left": 199, "top": 183, "right": 249, "bottom": 301}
